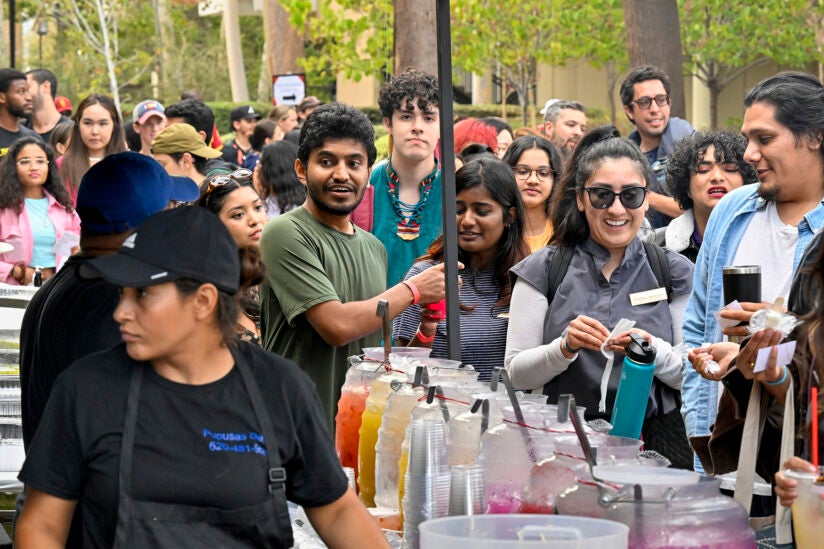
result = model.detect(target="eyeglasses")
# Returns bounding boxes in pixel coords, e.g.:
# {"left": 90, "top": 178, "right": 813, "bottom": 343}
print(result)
{"left": 631, "top": 94, "right": 670, "bottom": 110}
{"left": 583, "top": 186, "right": 648, "bottom": 210}
{"left": 16, "top": 158, "right": 48, "bottom": 167}
{"left": 513, "top": 165, "right": 553, "bottom": 182}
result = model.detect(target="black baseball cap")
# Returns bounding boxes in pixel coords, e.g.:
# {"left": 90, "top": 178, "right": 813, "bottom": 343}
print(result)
{"left": 81, "top": 207, "right": 240, "bottom": 293}
{"left": 230, "top": 105, "right": 262, "bottom": 123}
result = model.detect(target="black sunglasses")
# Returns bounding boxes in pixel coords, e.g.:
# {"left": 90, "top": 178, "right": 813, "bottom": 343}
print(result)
{"left": 583, "top": 186, "right": 648, "bottom": 210}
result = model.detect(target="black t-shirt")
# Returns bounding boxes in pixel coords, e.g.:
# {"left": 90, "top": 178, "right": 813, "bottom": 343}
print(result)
{"left": 24, "top": 114, "right": 71, "bottom": 144}
{"left": 20, "top": 254, "right": 122, "bottom": 449}
{"left": 20, "top": 342, "right": 347, "bottom": 549}
{"left": 0, "top": 124, "right": 39, "bottom": 155}
{"left": 221, "top": 138, "right": 249, "bottom": 166}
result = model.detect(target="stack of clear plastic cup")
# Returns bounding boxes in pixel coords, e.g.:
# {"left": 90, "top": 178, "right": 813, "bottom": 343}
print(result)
{"left": 448, "top": 464, "right": 485, "bottom": 516}
{"left": 402, "top": 417, "right": 451, "bottom": 548}
{"left": 374, "top": 383, "right": 423, "bottom": 509}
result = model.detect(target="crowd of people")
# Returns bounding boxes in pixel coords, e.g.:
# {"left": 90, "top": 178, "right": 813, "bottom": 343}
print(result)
{"left": 1, "top": 62, "right": 823, "bottom": 547}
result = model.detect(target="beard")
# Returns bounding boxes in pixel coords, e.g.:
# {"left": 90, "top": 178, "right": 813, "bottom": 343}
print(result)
{"left": 7, "top": 103, "right": 29, "bottom": 118}
{"left": 305, "top": 179, "right": 367, "bottom": 216}
{"left": 756, "top": 184, "right": 779, "bottom": 202}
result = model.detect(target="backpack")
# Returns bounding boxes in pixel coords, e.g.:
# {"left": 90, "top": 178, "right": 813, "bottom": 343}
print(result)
{"left": 546, "top": 240, "right": 672, "bottom": 304}
{"left": 544, "top": 240, "right": 693, "bottom": 469}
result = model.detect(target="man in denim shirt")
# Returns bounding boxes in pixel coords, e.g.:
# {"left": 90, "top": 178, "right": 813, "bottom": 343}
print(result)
{"left": 682, "top": 72, "right": 824, "bottom": 472}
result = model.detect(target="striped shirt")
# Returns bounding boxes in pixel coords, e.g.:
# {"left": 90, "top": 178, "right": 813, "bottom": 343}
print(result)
{"left": 393, "top": 260, "right": 509, "bottom": 381}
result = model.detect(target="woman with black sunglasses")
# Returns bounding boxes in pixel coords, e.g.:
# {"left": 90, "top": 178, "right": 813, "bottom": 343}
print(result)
{"left": 504, "top": 126, "right": 695, "bottom": 466}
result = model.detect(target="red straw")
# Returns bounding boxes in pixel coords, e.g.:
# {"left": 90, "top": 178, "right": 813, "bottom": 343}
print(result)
{"left": 812, "top": 386, "right": 819, "bottom": 469}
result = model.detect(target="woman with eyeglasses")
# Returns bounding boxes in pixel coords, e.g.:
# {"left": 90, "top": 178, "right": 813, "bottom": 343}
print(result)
{"left": 16, "top": 206, "right": 388, "bottom": 549}
{"left": 197, "top": 169, "right": 268, "bottom": 345}
{"left": 58, "top": 94, "right": 128, "bottom": 206}
{"left": 662, "top": 131, "right": 759, "bottom": 262}
{"left": 394, "top": 157, "right": 528, "bottom": 380}
{"left": 0, "top": 136, "right": 80, "bottom": 285}
{"left": 502, "top": 135, "right": 563, "bottom": 252}
{"left": 504, "top": 126, "right": 695, "bottom": 464}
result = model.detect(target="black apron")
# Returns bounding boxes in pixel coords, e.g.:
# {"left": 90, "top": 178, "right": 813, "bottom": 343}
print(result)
{"left": 112, "top": 349, "right": 293, "bottom": 548}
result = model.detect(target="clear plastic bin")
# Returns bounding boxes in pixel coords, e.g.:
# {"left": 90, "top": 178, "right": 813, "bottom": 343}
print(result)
{"left": 419, "top": 514, "right": 628, "bottom": 548}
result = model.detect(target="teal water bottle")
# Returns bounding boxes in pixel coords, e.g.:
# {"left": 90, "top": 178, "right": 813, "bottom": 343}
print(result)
{"left": 610, "top": 333, "right": 656, "bottom": 439}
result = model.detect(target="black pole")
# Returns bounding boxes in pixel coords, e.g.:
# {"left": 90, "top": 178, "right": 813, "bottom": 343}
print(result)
{"left": 435, "top": 0, "right": 460, "bottom": 361}
{"left": 9, "top": 0, "right": 16, "bottom": 68}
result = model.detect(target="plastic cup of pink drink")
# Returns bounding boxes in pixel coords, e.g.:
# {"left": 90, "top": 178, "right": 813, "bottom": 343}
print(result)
{"left": 423, "top": 299, "right": 446, "bottom": 320}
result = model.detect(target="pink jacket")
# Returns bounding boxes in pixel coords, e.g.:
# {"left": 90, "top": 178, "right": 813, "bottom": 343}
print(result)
{"left": 0, "top": 190, "right": 81, "bottom": 285}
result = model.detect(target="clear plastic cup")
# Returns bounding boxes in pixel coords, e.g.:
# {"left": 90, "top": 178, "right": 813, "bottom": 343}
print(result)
{"left": 786, "top": 469, "right": 824, "bottom": 549}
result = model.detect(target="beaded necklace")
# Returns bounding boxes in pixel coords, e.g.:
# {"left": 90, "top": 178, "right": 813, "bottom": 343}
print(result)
{"left": 385, "top": 156, "right": 440, "bottom": 241}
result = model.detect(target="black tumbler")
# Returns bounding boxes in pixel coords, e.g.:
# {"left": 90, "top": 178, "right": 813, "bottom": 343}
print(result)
{"left": 722, "top": 265, "right": 762, "bottom": 304}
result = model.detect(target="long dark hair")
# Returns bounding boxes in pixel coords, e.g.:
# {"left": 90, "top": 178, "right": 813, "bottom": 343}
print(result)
{"left": 174, "top": 247, "right": 264, "bottom": 345}
{"left": 257, "top": 141, "right": 305, "bottom": 212}
{"left": 424, "top": 157, "right": 528, "bottom": 306}
{"left": 549, "top": 125, "right": 652, "bottom": 247}
{"left": 502, "top": 135, "right": 563, "bottom": 215}
{"left": 0, "top": 137, "right": 72, "bottom": 213}
{"left": 62, "top": 94, "right": 128, "bottom": 190}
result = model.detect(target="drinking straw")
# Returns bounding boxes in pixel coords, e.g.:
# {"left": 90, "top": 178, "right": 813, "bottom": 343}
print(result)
{"left": 813, "top": 383, "right": 819, "bottom": 469}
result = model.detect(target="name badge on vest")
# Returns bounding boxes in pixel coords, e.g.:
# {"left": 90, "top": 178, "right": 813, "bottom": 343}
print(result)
{"left": 630, "top": 287, "right": 668, "bottom": 306}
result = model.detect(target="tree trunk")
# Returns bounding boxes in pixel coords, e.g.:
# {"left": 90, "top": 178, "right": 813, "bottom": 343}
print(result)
{"left": 223, "top": 0, "right": 249, "bottom": 102}
{"left": 394, "top": 0, "right": 437, "bottom": 75}
{"left": 154, "top": 0, "right": 175, "bottom": 99}
{"left": 606, "top": 61, "right": 618, "bottom": 125}
{"left": 709, "top": 82, "right": 719, "bottom": 130}
{"left": 269, "top": 1, "right": 304, "bottom": 75}
{"left": 621, "top": 0, "right": 686, "bottom": 119}
{"left": 95, "top": 0, "right": 121, "bottom": 112}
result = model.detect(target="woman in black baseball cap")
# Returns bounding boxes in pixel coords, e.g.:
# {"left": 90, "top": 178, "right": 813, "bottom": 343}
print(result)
{"left": 16, "top": 206, "right": 388, "bottom": 548}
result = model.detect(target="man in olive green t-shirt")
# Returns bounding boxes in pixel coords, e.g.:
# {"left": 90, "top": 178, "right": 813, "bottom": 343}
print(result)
{"left": 259, "top": 103, "right": 451, "bottom": 433}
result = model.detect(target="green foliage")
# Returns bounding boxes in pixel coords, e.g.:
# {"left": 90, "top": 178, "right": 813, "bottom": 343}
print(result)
{"left": 679, "top": 0, "right": 814, "bottom": 74}
{"left": 279, "top": 0, "right": 393, "bottom": 82}
{"left": 23, "top": 2, "right": 264, "bottom": 108}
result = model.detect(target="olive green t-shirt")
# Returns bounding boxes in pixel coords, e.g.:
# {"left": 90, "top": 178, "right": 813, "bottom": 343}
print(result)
{"left": 259, "top": 206, "right": 386, "bottom": 433}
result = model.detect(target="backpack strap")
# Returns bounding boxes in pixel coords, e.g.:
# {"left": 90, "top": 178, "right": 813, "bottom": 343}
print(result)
{"left": 642, "top": 240, "right": 672, "bottom": 303}
{"left": 545, "top": 245, "right": 575, "bottom": 305}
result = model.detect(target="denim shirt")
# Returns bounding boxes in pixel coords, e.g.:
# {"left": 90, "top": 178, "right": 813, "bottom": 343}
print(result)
{"left": 681, "top": 185, "right": 824, "bottom": 470}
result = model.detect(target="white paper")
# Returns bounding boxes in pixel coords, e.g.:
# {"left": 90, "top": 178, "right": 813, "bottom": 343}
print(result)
{"left": 599, "top": 318, "right": 636, "bottom": 413}
{"left": 52, "top": 231, "right": 80, "bottom": 257}
{"left": 754, "top": 340, "right": 797, "bottom": 373}
{"left": 714, "top": 300, "right": 744, "bottom": 330}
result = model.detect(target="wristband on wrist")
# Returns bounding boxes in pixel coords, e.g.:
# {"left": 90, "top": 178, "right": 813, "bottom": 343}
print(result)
{"left": 402, "top": 280, "right": 420, "bottom": 305}
{"left": 764, "top": 364, "right": 789, "bottom": 386}
{"left": 416, "top": 328, "right": 435, "bottom": 343}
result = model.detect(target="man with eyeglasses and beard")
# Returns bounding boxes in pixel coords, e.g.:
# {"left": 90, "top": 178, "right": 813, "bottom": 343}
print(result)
{"left": 258, "top": 103, "right": 451, "bottom": 433}
{"left": 621, "top": 65, "right": 695, "bottom": 229}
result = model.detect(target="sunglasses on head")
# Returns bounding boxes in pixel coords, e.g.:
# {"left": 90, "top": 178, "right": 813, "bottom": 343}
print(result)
{"left": 583, "top": 186, "right": 648, "bottom": 210}
{"left": 206, "top": 168, "right": 253, "bottom": 193}
{"left": 203, "top": 168, "right": 253, "bottom": 208}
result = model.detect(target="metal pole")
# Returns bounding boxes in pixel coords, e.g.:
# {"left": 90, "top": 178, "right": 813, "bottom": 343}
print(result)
{"left": 435, "top": 0, "right": 460, "bottom": 360}
{"left": 9, "top": 0, "right": 16, "bottom": 68}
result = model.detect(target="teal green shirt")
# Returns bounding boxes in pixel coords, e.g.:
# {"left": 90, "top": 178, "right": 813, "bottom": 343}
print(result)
{"left": 259, "top": 206, "right": 386, "bottom": 433}
{"left": 369, "top": 158, "right": 443, "bottom": 287}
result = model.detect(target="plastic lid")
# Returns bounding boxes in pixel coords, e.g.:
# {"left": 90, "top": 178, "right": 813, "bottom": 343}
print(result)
{"left": 783, "top": 469, "right": 820, "bottom": 482}
{"left": 593, "top": 465, "right": 700, "bottom": 486}
{"left": 625, "top": 333, "right": 656, "bottom": 364}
